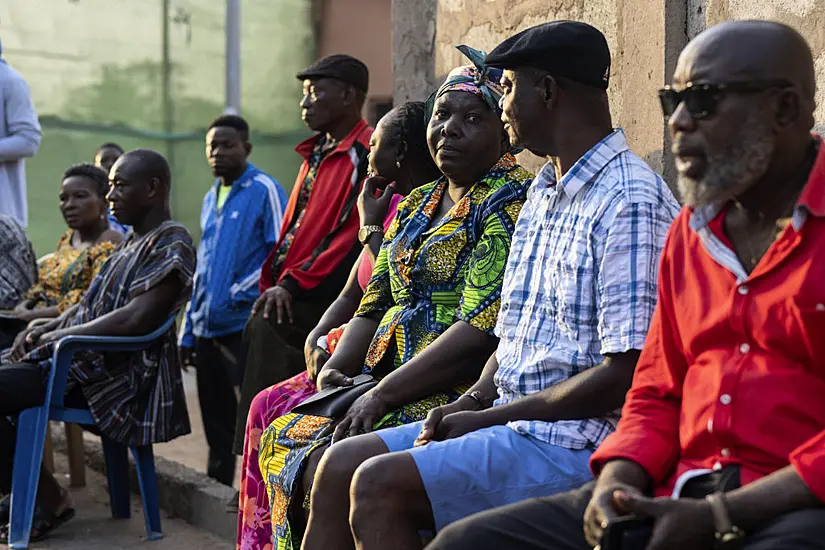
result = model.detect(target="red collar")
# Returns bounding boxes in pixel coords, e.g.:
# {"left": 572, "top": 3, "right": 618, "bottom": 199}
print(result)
{"left": 295, "top": 118, "right": 369, "bottom": 160}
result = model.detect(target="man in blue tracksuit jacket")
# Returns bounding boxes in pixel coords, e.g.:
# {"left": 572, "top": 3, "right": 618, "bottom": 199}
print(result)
{"left": 178, "top": 115, "right": 287, "bottom": 485}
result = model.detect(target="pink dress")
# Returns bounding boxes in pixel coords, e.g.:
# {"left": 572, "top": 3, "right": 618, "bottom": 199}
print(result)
{"left": 236, "top": 194, "right": 403, "bottom": 550}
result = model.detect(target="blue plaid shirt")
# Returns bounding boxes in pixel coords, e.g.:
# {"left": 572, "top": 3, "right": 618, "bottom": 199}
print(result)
{"left": 493, "top": 129, "right": 680, "bottom": 449}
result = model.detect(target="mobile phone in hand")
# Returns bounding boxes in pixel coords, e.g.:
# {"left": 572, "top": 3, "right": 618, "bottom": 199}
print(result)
{"left": 600, "top": 516, "right": 654, "bottom": 550}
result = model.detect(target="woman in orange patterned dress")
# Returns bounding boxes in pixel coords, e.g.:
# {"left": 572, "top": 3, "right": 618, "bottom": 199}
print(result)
{"left": 3, "top": 164, "right": 122, "bottom": 329}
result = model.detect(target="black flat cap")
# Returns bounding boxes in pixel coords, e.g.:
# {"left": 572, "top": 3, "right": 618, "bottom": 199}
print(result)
{"left": 486, "top": 21, "right": 611, "bottom": 90}
{"left": 297, "top": 54, "right": 370, "bottom": 93}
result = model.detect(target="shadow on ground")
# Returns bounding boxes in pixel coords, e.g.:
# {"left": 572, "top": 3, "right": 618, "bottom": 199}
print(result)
{"left": 30, "top": 453, "right": 231, "bottom": 549}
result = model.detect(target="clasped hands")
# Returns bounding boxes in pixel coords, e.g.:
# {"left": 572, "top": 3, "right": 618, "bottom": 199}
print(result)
{"left": 8, "top": 322, "right": 64, "bottom": 363}
{"left": 584, "top": 479, "right": 717, "bottom": 550}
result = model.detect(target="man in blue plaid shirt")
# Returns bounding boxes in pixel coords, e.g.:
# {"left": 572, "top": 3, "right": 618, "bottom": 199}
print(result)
{"left": 301, "top": 22, "right": 681, "bottom": 550}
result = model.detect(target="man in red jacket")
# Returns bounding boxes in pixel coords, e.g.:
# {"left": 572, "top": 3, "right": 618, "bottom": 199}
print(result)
{"left": 232, "top": 54, "right": 373, "bottom": 457}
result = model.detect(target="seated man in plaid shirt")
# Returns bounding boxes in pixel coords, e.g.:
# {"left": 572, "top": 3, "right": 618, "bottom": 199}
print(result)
{"left": 295, "top": 21, "right": 681, "bottom": 550}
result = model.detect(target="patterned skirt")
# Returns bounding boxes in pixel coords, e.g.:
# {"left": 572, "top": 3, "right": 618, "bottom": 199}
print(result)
{"left": 257, "top": 386, "right": 468, "bottom": 550}
{"left": 236, "top": 371, "right": 318, "bottom": 550}
{"left": 236, "top": 325, "right": 346, "bottom": 550}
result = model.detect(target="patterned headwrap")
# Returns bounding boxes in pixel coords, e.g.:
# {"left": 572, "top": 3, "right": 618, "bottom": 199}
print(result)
{"left": 426, "top": 45, "right": 505, "bottom": 120}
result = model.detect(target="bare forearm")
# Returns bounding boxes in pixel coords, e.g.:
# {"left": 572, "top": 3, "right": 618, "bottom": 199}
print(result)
{"left": 375, "top": 322, "right": 495, "bottom": 408}
{"left": 463, "top": 352, "right": 501, "bottom": 408}
{"left": 307, "top": 256, "right": 365, "bottom": 348}
{"left": 46, "top": 304, "right": 79, "bottom": 329}
{"left": 53, "top": 303, "right": 167, "bottom": 338}
{"left": 48, "top": 279, "right": 182, "bottom": 339}
{"left": 25, "top": 306, "right": 60, "bottom": 321}
{"left": 320, "top": 315, "right": 380, "bottom": 376}
{"left": 363, "top": 234, "right": 383, "bottom": 265}
{"left": 726, "top": 466, "right": 823, "bottom": 532}
{"left": 480, "top": 351, "right": 639, "bottom": 426}
{"left": 307, "top": 294, "right": 362, "bottom": 347}
{"left": 39, "top": 316, "right": 65, "bottom": 333}
{"left": 597, "top": 459, "right": 652, "bottom": 493}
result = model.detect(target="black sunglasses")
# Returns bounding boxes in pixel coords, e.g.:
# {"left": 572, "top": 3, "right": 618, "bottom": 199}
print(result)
{"left": 658, "top": 79, "right": 793, "bottom": 120}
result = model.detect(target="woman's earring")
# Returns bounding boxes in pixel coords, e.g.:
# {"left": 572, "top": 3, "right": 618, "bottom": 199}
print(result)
{"left": 396, "top": 160, "right": 402, "bottom": 169}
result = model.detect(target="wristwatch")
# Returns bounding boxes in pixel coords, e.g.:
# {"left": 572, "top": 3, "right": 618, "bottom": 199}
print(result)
{"left": 358, "top": 225, "right": 384, "bottom": 245}
{"left": 706, "top": 492, "right": 744, "bottom": 546}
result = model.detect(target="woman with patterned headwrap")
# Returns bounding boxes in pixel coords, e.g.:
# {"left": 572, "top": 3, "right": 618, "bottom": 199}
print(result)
{"left": 256, "top": 46, "right": 533, "bottom": 550}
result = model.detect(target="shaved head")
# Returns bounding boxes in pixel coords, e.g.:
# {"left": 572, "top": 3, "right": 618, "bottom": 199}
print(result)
{"left": 669, "top": 21, "right": 816, "bottom": 208}
{"left": 116, "top": 149, "right": 172, "bottom": 188}
{"left": 108, "top": 148, "right": 172, "bottom": 227}
{"left": 677, "top": 20, "right": 815, "bottom": 105}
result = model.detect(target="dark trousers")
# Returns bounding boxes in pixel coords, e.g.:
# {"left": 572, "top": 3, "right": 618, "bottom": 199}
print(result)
{"left": 0, "top": 362, "right": 86, "bottom": 494}
{"left": 0, "top": 317, "right": 27, "bottom": 351}
{"left": 231, "top": 299, "right": 333, "bottom": 454}
{"left": 194, "top": 332, "right": 246, "bottom": 486}
{"left": 428, "top": 481, "right": 825, "bottom": 550}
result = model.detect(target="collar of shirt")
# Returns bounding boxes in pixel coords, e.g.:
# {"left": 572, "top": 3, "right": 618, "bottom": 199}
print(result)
{"left": 237, "top": 162, "right": 258, "bottom": 189}
{"left": 534, "top": 128, "right": 630, "bottom": 199}
{"left": 294, "top": 118, "right": 370, "bottom": 161}
{"left": 212, "top": 162, "right": 257, "bottom": 193}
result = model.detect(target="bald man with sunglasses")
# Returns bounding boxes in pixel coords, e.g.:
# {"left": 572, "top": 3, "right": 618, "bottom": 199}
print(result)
{"left": 428, "top": 19, "right": 825, "bottom": 550}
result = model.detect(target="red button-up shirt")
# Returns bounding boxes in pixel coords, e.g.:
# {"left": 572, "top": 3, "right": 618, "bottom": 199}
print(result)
{"left": 591, "top": 139, "right": 825, "bottom": 502}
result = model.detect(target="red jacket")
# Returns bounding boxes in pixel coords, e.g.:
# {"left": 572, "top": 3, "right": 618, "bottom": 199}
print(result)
{"left": 259, "top": 119, "right": 372, "bottom": 294}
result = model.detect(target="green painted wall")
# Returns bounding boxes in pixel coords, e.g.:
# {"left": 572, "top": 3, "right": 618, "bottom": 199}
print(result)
{"left": 2, "top": 0, "right": 314, "bottom": 255}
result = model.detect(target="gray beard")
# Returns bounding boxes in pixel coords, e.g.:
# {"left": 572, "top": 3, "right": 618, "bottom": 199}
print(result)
{"left": 678, "top": 116, "right": 775, "bottom": 209}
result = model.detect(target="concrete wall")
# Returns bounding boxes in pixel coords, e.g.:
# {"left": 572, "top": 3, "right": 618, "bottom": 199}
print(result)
{"left": 392, "top": 0, "right": 438, "bottom": 103}
{"left": 700, "top": 0, "right": 825, "bottom": 132}
{"left": 394, "top": 0, "right": 825, "bottom": 183}
{"left": 317, "top": 0, "right": 393, "bottom": 119}
{"left": 414, "top": 0, "right": 687, "bottom": 176}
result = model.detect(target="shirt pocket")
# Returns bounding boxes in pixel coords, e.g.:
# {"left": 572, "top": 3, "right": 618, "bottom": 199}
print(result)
{"left": 497, "top": 264, "right": 526, "bottom": 338}
{"left": 790, "top": 297, "right": 825, "bottom": 369}
{"left": 545, "top": 257, "right": 593, "bottom": 342}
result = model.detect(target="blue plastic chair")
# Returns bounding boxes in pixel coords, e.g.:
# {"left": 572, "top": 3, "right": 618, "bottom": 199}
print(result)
{"left": 8, "top": 316, "right": 177, "bottom": 549}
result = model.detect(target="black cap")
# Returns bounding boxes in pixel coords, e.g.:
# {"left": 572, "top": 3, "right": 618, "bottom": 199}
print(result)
{"left": 485, "top": 21, "right": 611, "bottom": 90}
{"left": 296, "top": 54, "right": 370, "bottom": 93}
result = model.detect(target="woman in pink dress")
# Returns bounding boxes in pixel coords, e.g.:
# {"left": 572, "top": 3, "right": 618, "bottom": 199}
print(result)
{"left": 237, "top": 101, "right": 442, "bottom": 550}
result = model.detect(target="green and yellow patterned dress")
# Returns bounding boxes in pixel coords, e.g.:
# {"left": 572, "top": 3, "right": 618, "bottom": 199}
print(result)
{"left": 258, "top": 153, "right": 531, "bottom": 549}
